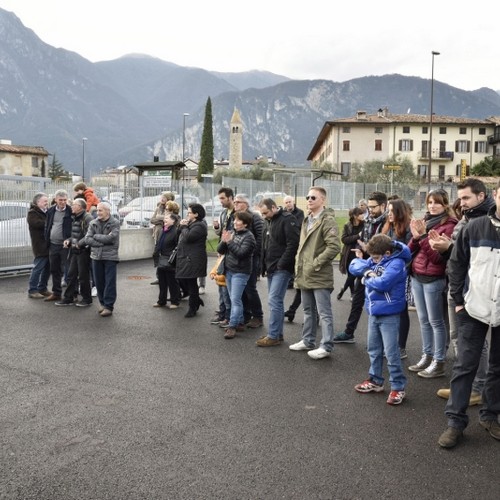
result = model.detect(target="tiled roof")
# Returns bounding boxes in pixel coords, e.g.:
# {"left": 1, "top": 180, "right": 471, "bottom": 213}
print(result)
{"left": 331, "top": 112, "right": 492, "bottom": 125}
{"left": 0, "top": 144, "right": 49, "bottom": 155}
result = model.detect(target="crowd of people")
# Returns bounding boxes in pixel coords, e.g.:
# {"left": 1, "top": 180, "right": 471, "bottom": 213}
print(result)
{"left": 25, "top": 179, "right": 500, "bottom": 448}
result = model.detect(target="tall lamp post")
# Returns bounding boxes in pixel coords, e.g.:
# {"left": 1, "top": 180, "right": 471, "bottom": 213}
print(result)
{"left": 427, "top": 51, "right": 440, "bottom": 185}
{"left": 182, "top": 113, "right": 189, "bottom": 183}
{"left": 82, "top": 137, "right": 88, "bottom": 182}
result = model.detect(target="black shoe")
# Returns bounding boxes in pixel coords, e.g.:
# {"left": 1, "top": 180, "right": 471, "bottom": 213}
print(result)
{"left": 185, "top": 309, "right": 197, "bottom": 318}
{"left": 55, "top": 300, "right": 74, "bottom": 306}
{"left": 75, "top": 301, "right": 92, "bottom": 307}
{"left": 150, "top": 279, "right": 159, "bottom": 285}
{"left": 284, "top": 310, "right": 295, "bottom": 322}
{"left": 337, "top": 290, "right": 344, "bottom": 300}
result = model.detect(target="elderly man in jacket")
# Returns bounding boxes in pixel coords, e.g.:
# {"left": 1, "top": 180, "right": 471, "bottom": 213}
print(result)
{"left": 256, "top": 198, "right": 300, "bottom": 347}
{"left": 289, "top": 186, "right": 341, "bottom": 359}
{"left": 83, "top": 202, "right": 120, "bottom": 317}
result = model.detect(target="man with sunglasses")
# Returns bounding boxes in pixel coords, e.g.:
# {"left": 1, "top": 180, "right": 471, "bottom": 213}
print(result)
{"left": 289, "top": 187, "right": 340, "bottom": 359}
{"left": 333, "top": 191, "right": 388, "bottom": 344}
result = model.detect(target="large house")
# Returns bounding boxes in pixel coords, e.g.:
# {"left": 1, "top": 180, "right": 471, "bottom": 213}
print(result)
{"left": 307, "top": 108, "right": 500, "bottom": 182}
{"left": 0, "top": 140, "right": 49, "bottom": 177}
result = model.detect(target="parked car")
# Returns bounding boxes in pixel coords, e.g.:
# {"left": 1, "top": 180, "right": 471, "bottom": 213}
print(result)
{"left": 202, "top": 196, "right": 223, "bottom": 217}
{"left": 0, "top": 201, "right": 31, "bottom": 247}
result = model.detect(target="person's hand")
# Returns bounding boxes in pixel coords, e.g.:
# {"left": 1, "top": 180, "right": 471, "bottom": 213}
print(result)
{"left": 356, "top": 240, "right": 367, "bottom": 253}
{"left": 352, "top": 248, "right": 364, "bottom": 259}
{"left": 221, "top": 230, "right": 232, "bottom": 242}
{"left": 410, "top": 218, "right": 426, "bottom": 238}
{"left": 455, "top": 305, "right": 465, "bottom": 313}
{"left": 428, "top": 231, "right": 452, "bottom": 252}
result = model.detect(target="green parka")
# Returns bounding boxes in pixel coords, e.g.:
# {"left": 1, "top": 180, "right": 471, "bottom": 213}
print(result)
{"left": 294, "top": 208, "right": 340, "bottom": 290}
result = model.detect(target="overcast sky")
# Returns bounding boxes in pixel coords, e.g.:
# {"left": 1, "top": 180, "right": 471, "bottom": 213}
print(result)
{"left": 1, "top": 0, "right": 498, "bottom": 92}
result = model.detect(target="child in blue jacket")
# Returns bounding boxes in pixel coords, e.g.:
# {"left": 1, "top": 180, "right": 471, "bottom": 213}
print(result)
{"left": 349, "top": 234, "right": 411, "bottom": 405}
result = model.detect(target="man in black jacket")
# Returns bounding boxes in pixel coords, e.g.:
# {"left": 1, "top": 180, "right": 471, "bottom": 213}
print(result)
{"left": 256, "top": 198, "right": 300, "bottom": 346}
{"left": 55, "top": 198, "right": 94, "bottom": 307}
{"left": 44, "top": 189, "right": 72, "bottom": 301}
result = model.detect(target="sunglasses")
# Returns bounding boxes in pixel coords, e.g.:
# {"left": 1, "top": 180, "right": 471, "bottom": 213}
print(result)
{"left": 305, "top": 195, "right": 317, "bottom": 201}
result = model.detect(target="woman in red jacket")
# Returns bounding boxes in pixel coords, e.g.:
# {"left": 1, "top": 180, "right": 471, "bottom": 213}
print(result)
{"left": 407, "top": 189, "right": 458, "bottom": 378}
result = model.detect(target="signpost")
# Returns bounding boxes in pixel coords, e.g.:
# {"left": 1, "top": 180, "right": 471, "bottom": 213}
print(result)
{"left": 382, "top": 164, "right": 401, "bottom": 195}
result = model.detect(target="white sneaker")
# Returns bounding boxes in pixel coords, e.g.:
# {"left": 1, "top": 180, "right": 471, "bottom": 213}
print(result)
{"left": 199, "top": 287, "right": 205, "bottom": 295}
{"left": 289, "top": 340, "right": 313, "bottom": 351}
{"left": 307, "top": 347, "right": 331, "bottom": 360}
{"left": 91, "top": 286, "right": 97, "bottom": 297}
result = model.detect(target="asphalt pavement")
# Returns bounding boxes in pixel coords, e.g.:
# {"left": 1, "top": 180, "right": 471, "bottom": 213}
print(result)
{"left": 1, "top": 257, "right": 498, "bottom": 499}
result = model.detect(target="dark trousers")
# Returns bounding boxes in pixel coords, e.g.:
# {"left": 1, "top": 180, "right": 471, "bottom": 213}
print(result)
{"left": 180, "top": 278, "right": 200, "bottom": 311}
{"left": 446, "top": 310, "right": 500, "bottom": 429}
{"left": 242, "top": 255, "right": 263, "bottom": 321}
{"left": 344, "top": 277, "right": 365, "bottom": 336}
{"left": 49, "top": 243, "right": 69, "bottom": 296}
{"left": 288, "top": 289, "right": 302, "bottom": 312}
{"left": 92, "top": 259, "right": 118, "bottom": 311}
{"left": 398, "top": 307, "right": 410, "bottom": 349}
{"left": 64, "top": 250, "right": 92, "bottom": 303}
{"left": 157, "top": 267, "right": 181, "bottom": 306}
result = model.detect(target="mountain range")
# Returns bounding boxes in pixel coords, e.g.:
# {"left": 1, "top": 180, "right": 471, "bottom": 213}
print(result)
{"left": 1, "top": 7, "right": 500, "bottom": 175}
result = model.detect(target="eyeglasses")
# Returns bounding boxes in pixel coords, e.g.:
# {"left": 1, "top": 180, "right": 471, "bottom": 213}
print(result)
{"left": 367, "top": 204, "right": 380, "bottom": 210}
{"left": 305, "top": 195, "right": 317, "bottom": 201}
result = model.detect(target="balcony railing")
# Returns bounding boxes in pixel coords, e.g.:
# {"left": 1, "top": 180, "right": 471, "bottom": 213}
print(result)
{"left": 418, "top": 150, "right": 454, "bottom": 161}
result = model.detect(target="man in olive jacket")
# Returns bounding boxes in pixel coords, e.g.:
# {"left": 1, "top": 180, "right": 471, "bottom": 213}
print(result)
{"left": 289, "top": 186, "right": 341, "bottom": 360}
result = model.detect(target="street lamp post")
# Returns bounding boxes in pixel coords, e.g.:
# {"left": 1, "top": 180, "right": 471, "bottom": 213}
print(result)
{"left": 427, "top": 51, "right": 440, "bottom": 185}
{"left": 182, "top": 113, "right": 189, "bottom": 183}
{"left": 82, "top": 137, "right": 88, "bottom": 182}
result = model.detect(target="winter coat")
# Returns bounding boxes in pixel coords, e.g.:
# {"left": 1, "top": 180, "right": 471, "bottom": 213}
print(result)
{"left": 294, "top": 208, "right": 341, "bottom": 290}
{"left": 83, "top": 188, "right": 100, "bottom": 213}
{"left": 339, "top": 220, "right": 364, "bottom": 274}
{"left": 290, "top": 206, "right": 305, "bottom": 226}
{"left": 27, "top": 204, "right": 48, "bottom": 257}
{"left": 175, "top": 219, "right": 207, "bottom": 279}
{"left": 150, "top": 202, "right": 167, "bottom": 243}
{"left": 44, "top": 204, "right": 73, "bottom": 243}
{"left": 83, "top": 216, "right": 120, "bottom": 261}
{"left": 154, "top": 225, "right": 179, "bottom": 269}
{"left": 448, "top": 205, "right": 500, "bottom": 327}
{"left": 350, "top": 241, "right": 412, "bottom": 316}
{"left": 262, "top": 208, "right": 300, "bottom": 275}
{"left": 408, "top": 215, "right": 458, "bottom": 279}
{"left": 217, "top": 228, "right": 256, "bottom": 275}
{"left": 68, "top": 211, "right": 93, "bottom": 253}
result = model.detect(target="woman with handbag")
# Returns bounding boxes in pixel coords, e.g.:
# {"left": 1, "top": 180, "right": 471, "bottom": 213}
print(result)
{"left": 154, "top": 213, "right": 181, "bottom": 309}
{"left": 175, "top": 203, "right": 208, "bottom": 318}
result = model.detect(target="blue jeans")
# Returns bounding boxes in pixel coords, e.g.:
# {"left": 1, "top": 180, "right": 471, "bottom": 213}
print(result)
{"left": 219, "top": 285, "right": 231, "bottom": 320}
{"left": 28, "top": 256, "right": 50, "bottom": 294}
{"left": 92, "top": 259, "right": 118, "bottom": 311}
{"left": 267, "top": 270, "right": 292, "bottom": 340}
{"left": 446, "top": 310, "right": 500, "bottom": 430}
{"left": 301, "top": 288, "right": 334, "bottom": 352}
{"left": 411, "top": 277, "right": 447, "bottom": 361}
{"left": 225, "top": 271, "right": 250, "bottom": 328}
{"left": 367, "top": 314, "right": 407, "bottom": 391}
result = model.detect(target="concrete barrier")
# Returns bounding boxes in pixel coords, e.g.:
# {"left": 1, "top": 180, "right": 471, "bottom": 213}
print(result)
{"left": 118, "top": 228, "right": 155, "bottom": 261}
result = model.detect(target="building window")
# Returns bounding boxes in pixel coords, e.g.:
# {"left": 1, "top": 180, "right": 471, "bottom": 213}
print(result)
{"left": 478, "top": 128, "right": 486, "bottom": 135}
{"left": 475, "top": 141, "right": 487, "bottom": 153}
{"left": 459, "top": 127, "right": 467, "bottom": 135}
{"left": 439, "top": 127, "right": 447, "bottom": 134}
{"left": 398, "top": 139, "right": 413, "bottom": 152}
{"left": 438, "top": 165, "right": 445, "bottom": 180}
{"left": 341, "top": 162, "right": 351, "bottom": 176}
{"left": 422, "top": 126, "right": 428, "bottom": 134}
{"left": 455, "top": 140, "right": 470, "bottom": 153}
{"left": 375, "top": 139, "right": 382, "bottom": 151}
{"left": 417, "top": 164, "right": 427, "bottom": 179}
{"left": 374, "top": 127, "right": 383, "bottom": 134}
{"left": 343, "top": 141, "right": 350, "bottom": 151}
{"left": 342, "top": 127, "right": 351, "bottom": 133}
{"left": 402, "top": 126, "right": 410, "bottom": 134}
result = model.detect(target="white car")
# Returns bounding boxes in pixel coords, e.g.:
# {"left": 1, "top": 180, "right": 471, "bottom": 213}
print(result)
{"left": 203, "top": 196, "right": 223, "bottom": 217}
{"left": 0, "top": 201, "right": 31, "bottom": 247}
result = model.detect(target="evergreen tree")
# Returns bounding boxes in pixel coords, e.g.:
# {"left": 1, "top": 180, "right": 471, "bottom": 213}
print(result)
{"left": 48, "top": 154, "right": 71, "bottom": 181}
{"left": 197, "top": 97, "right": 214, "bottom": 183}
{"left": 471, "top": 155, "right": 500, "bottom": 176}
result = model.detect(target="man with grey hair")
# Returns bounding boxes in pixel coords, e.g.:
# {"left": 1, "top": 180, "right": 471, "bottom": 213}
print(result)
{"left": 83, "top": 202, "right": 120, "bottom": 317}
{"left": 27, "top": 192, "right": 51, "bottom": 298}
{"left": 234, "top": 193, "right": 264, "bottom": 328}
{"left": 44, "top": 189, "right": 72, "bottom": 301}
{"left": 55, "top": 198, "right": 94, "bottom": 307}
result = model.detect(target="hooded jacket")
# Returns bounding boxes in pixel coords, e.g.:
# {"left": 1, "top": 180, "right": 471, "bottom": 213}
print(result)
{"left": 294, "top": 208, "right": 341, "bottom": 290}
{"left": 448, "top": 204, "right": 500, "bottom": 327}
{"left": 350, "top": 240, "right": 412, "bottom": 316}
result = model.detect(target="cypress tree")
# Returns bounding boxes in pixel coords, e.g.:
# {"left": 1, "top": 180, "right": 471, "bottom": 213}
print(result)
{"left": 197, "top": 97, "right": 214, "bottom": 183}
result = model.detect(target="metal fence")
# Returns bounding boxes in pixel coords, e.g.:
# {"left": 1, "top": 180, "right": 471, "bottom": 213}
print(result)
{"left": 0, "top": 173, "right": 457, "bottom": 273}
